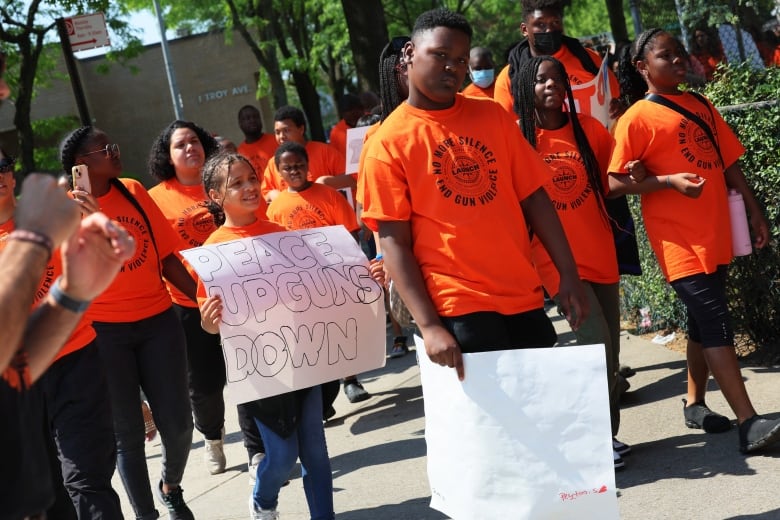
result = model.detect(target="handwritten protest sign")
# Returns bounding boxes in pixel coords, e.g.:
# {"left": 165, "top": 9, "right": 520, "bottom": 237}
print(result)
{"left": 182, "top": 226, "right": 386, "bottom": 404}
{"left": 417, "top": 339, "right": 619, "bottom": 519}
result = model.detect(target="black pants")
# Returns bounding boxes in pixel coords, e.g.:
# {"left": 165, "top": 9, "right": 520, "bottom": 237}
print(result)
{"left": 439, "top": 308, "right": 557, "bottom": 353}
{"left": 174, "top": 303, "right": 227, "bottom": 440}
{"left": 40, "top": 342, "right": 123, "bottom": 519}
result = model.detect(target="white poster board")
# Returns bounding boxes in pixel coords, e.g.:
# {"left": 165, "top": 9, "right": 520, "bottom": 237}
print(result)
{"left": 417, "top": 339, "right": 619, "bottom": 520}
{"left": 345, "top": 125, "right": 370, "bottom": 174}
{"left": 181, "top": 226, "right": 386, "bottom": 404}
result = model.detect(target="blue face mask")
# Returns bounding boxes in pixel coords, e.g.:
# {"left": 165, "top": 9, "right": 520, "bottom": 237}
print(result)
{"left": 469, "top": 68, "right": 495, "bottom": 88}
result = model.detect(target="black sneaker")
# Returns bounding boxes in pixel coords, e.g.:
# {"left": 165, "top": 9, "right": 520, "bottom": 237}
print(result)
{"left": 683, "top": 399, "right": 732, "bottom": 433}
{"left": 343, "top": 380, "right": 370, "bottom": 403}
{"left": 739, "top": 415, "right": 780, "bottom": 453}
{"left": 154, "top": 480, "right": 195, "bottom": 520}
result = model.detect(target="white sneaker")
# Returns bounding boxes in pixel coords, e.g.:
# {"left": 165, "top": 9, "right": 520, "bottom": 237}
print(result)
{"left": 205, "top": 437, "right": 226, "bottom": 475}
{"left": 249, "top": 494, "right": 279, "bottom": 520}
{"left": 248, "top": 452, "right": 265, "bottom": 486}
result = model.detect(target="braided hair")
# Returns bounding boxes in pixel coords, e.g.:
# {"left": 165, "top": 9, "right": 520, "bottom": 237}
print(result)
{"left": 617, "top": 28, "right": 666, "bottom": 109}
{"left": 60, "top": 126, "right": 95, "bottom": 173}
{"left": 378, "top": 36, "right": 410, "bottom": 122}
{"left": 202, "top": 151, "right": 255, "bottom": 227}
{"left": 148, "top": 120, "right": 219, "bottom": 181}
{"left": 61, "top": 125, "right": 164, "bottom": 274}
{"left": 515, "top": 56, "right": 608, "bottom": 222}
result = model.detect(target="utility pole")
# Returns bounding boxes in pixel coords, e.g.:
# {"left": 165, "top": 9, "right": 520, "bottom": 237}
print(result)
{"left": 152, "top": 0, "right": 184, "bottom": 119}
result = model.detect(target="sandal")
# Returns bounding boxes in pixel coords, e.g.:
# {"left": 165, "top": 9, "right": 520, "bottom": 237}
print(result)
{"left": 142, "top": 400, "right": 158, "bottom": 442}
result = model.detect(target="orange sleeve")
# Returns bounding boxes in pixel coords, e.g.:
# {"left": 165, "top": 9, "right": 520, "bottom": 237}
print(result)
{"left": 262, "top": 160, "right": 281, "bottom": 199}
{"left": 492, "top": 65, "right": 514, "bottom": 115}
{"left": 328, "top": 119, "right": 348, "bottom": 156}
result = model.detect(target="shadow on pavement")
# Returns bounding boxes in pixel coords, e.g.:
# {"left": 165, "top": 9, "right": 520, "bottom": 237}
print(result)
{"left": 616, "top": 427, "right": 780, "bottom": 490}
{"left": 337, "top": 497, "right": 449, "bottom": 520}
{"left": 330, "top": 437, "right": 427, "bottom": 481}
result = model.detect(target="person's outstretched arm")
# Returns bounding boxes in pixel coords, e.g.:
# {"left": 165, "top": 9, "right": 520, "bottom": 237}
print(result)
{"left": 379, "top": 220, "right": 465, "bottom": 380}
{"left": 0, "top": 174, "right": 80, "bottom": 374}
{"left": 520, "top": 187, "right": 589, "bottom": 330}
{"left": 22, "top": 212, "right": 135, "bottom": 382}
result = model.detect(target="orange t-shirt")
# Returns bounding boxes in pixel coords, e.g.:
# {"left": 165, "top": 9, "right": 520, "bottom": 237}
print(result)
{"left": 0, "top": 221, "right": 95, "bottom": 362}
{"left": 462, "top": 82, "right": 495, "bottom": 99}
{"left": 529, "top": 115, "right": 618, "bottom": 295}
{"left": 361, "top": 94, "right": 549, "bottom": 317}
{"left": 261, "top": 141, "right": 346, "bottom": 199}
{"left": 238, "top": 134, "right": 278, "bottom": 177}
{"left": 267, "top": 183, "right": 359, "bottom": 232}
{"left": 608, "top": 93, "right": 744, "bottom": 282}
{"left": 494, "top": 46, "right": 619, "bottom": 121}
{"left": 196, "top": 219, "right": 288, "bottom": 303}
{"left": 87, "top": 178, "right": 179, "bottom": 322}
{"left": 328, "top": 119, "right": 349, "bottom": 157}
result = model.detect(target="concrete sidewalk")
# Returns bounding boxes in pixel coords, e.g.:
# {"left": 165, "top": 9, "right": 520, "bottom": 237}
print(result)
{"left": 114, "top": 314, "right": 780, "bottom": 519}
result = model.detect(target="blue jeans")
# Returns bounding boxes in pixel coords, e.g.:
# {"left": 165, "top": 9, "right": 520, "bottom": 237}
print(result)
{"left": 94, "top": 308, "right": 194, "bottom": 520}
{"left": 252, "top": 385, "right": 334, "bottom": 519}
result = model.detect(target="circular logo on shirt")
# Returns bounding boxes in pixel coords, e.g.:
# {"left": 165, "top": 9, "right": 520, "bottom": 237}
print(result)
{"left": 177, "top": 203, "right": 216, "bottom": 248}
{"left": 115, "top": 215, "right": 151, "bottom": 273}
{"left": 431, "top": 136, "right": 499, "bottom": 207}
{"left": 543, "top": 151, "right": 593, "bottom": 212}
{"left": 676, "top": 115, "right": 720, "bottom": 170}
{"left": 288, "top": 205, "right": 327, "bottom": 230}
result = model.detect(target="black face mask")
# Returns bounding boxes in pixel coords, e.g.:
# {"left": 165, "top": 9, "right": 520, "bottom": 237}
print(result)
{"left": 532, "top": 31, "right": 563, "bottom": 54}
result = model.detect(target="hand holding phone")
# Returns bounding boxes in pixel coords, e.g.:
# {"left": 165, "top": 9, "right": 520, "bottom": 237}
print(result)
{"left": 71, "top": 164, "right": 91, "bottom": 194}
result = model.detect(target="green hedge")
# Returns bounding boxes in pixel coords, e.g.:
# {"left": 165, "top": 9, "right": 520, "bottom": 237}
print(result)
{"left": 620, "top": 64, "right": 780, "bottom": 362}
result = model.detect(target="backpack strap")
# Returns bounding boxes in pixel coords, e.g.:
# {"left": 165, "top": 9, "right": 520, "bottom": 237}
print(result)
{"left": 644, "top": 93, "right": 725, "bottom": 168}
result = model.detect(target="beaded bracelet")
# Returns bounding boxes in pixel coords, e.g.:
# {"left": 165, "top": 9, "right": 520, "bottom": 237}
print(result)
{"left": 7, "top": 229, "right": 53, "bottom": 260}
{"left": 49, "top": 276, "right": 92, "bottom": 313}
{"left": 666, "top": 176, "right": 672, "bottom": 188}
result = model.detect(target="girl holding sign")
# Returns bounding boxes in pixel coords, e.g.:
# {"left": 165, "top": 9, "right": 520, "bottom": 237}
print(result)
{"left": 198, "top": 151, "right": 335, "bottom": 520}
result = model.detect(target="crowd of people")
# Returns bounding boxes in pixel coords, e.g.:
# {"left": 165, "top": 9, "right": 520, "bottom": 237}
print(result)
{"left": 2, "top": 2, "right": 780, "bottom": 519}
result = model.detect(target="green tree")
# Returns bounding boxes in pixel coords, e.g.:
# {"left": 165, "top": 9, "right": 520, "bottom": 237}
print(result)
{"left": 0, "top": 0, "right": 139, "bottom": 175}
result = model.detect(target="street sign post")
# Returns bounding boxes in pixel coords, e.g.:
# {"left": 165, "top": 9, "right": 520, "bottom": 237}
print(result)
{"left": 64, "top": 13, "right": 110, "bottom": 53}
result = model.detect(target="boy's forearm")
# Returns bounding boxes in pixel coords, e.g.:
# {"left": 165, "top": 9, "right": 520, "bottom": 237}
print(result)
{"left": 0, "top": 242, "right": 50, "bottom": 374}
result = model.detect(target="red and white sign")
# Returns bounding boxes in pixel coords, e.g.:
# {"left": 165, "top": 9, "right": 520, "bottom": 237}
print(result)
{"left": 64, "top": 13, "right": 110, "bottom": 52}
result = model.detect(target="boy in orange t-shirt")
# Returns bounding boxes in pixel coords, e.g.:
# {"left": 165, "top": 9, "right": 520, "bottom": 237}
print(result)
{"left": 360, "top": 8, "right": 586, "bottom": 380}
{"left": 262, "top": 105, "right": 353, "bottom": 202}
{"left": 327, "top": 93, "right": 364, "bottom": 157}
{"left": 492, "top": 0, "right": 620, "bottom": 124}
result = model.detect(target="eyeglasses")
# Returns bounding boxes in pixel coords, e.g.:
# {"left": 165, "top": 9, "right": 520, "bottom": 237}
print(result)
{"left": 0, "top": 156, "right": 15, "bottom": 173}
{"left": 81, "top": 143, "right": 120, "bottom": 159}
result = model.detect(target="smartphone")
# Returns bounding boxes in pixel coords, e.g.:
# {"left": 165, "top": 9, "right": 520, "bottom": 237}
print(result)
{"left": 71, "top": 164, "right": 91, "bottom": 193}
